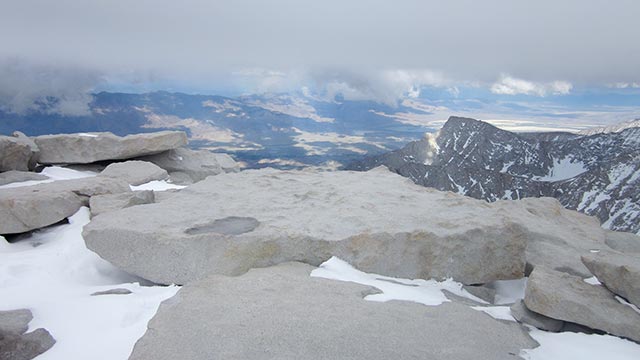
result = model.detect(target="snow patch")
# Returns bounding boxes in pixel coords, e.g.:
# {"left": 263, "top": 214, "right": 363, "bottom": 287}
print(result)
{"left": 534, "top": 158, "right": 587, "bottom": 182}
{"left": 130, "top": 180, "right": 186, "bottom": 191}
{"left": 0, "top": 166, "right": 97, "bottom": 189}
{"left": 310, "top": 257, "right": 487, "bottom": 306}
{"left": 615, "top": 296, "right": 640, "bottom": 315}
{"left": 471, "top": 306, "right": 516, "bottom": 321}
{"left": 583, "top": 276, "right": 602, "bottom": 285}
{"left": 521, "top": 328, "right": 640, "bottom": 360}
{"left": 500, "top": 160, "right": 515, "bottom": 174}
{"left": 0, "top": 208, "right": 179, "bottom": 360}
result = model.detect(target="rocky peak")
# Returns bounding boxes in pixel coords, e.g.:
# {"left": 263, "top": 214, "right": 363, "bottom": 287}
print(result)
{"left": 346, "top": 117, "right": 640, "bottom": 234}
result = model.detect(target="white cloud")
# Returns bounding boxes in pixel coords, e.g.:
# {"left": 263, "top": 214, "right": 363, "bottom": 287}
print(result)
{"left": 491, "top": 75, "right": 572, "bottom": 96}
{"left": 0, "top": 0, "right": 638, "bottom": 105}
{"left": 309, "top": 69, "right": 451, "bottom": 106}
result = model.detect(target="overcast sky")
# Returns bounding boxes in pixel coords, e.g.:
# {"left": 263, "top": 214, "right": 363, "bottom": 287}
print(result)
{"left": 1, "top": 0, "right": 639, "bottom": 114}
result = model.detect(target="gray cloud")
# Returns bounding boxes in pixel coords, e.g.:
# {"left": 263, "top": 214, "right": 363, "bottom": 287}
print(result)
{"left": 0, "top": 59, "right": 102, "bottom": 115}
{"left": 0, "top": 0, "right": 638, "bottom": 109}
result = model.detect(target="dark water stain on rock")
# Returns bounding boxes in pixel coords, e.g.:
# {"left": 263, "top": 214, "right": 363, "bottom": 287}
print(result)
{"left": 185, "top": 217, "right": 260, "bottom": 236}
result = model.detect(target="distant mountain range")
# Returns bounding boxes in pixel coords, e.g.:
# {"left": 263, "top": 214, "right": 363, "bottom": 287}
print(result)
{"left": 347, "top": 117, "right": 640, "bottom": 235}
{"left": 0, "top": 91, "right": 435, "bottom": 168}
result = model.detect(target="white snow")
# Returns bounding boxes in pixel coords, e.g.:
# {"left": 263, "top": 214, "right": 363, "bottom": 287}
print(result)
{"left": 40, "top": 166, "right": 97, "bottom": 180}
{"left": 534, "top": 158, "right": 587, "bottom": 182}
{"left": 0, "top": 166, "right": 97, "bottom": 189}
{"left": 500, "top": 160, "right": 515, "bottom": 173}
{"left": 0, "top": 208, "right": 179, "bottom": 360}
{"left": 311, "top": 257, "right": 487, "bottom": 306}
{"left": 130, "top": 180, "right": 186, "bottom": 191}
{"left": 447, "top": 174, "right": 466, "bottom": 194}
{"left": 313, "top": 257, "right": 640, "bottom": 359}
{"left": 583, "top": 276, "right": 602, "bottom": 285}
{"left": 471, "top": 306, "right": 516, "bottom": 321}
{"left": 78, "top": 133, "right": 99, "bottom": 138}
{"left": 521, "top": 328, "right": 640, "bottom": 360}
{"left": 615, "top": 296, "right": 640, "bottom": 315}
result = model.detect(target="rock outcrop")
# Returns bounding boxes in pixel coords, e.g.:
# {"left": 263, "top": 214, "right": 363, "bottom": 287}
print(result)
{"left": 0, "top": 309, "right": 55, "bottom": 360}
{"left": 34, "top": 131, "right": 187, "bottom": 164}
{"left": 99, "top": 160, "right": 168, "bottom": 185}
{"left": 11, "top": 131, "right": 40, "bottom": 170}
{"left": 524, "top": 267, "right": 640, "bottom": 342}
{"left": 0, "top": 171, "right": 48, "bottom": 186}
{"left": 84, "top": 168, "right": 531, "bottom": 285}
{"left": 0, "top": 135, "right": 33, "bottom": 172}
{"left": 604, "top": 230, "right": 640, "bottom": 253}
{"left": 1, "top": 190, "right": 84, "bottom": 235}
{"left": 0, "top": 177, "right": 129, "bottom": 234}
{"left": 136, "top": 147, "right": 238, "bottom": 183}
{"left": 510, "top": 299, "right": 564, "bottom": 332}
{"left": 90, "top": 190, "right": 155, "bottom": 217}
{"left": 129, "top": 262, "right": 537, "bottom": 360}
{"left": 347, "top": 116, "right": 640, "bottom": 234}
{"left": 83, "top": 168, "right": 609, "bottom": 285}
{"left": 582, "top": 250, "right": 640, "bottom": 308}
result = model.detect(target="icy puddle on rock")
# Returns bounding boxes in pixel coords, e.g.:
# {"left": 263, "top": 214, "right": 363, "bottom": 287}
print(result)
{"left": 312, "top": 257, "right": 640, "bottom": 360}
{"left": 0, "top": 208, "right": 179, "bottom": 360}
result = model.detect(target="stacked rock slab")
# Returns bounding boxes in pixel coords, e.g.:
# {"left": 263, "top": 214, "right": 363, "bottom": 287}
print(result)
{"left": 582, "top": 250, "right": 640, "bottom": 308}
{"left": 90, "top": 190, "right": 155, "bottom": 217}
{"left": 524, "top": 267, "right": 640, "bottom": 342}
{"left": 136, "top": 147, "right": 239, "bottom": 184}
{"left": 34, "top": 131, "right": 187, "bottom": 164}
{"left": 510, "top": 299, "right": 564, "bottom": 332}
{"left": 99, "top": 160, "right": 168, "bottom": 186}
{"left": 0, "top": 177, "right": 130, "bottom": 234}
{"left": 84, "top": 168, "right": 611, "bottom": 286}
{"left": 12, "top": 131, "right": 40, "bottom": 170}
{"left": 84, "top": 168, "right": 529, "bottom": 285}
{"left": 129, "top": 262, "right": 537, "bottom": 360}
{"left": 0, "top": 171, "right": 48, "bottom": 186}
{"left": 0, "top": 309, "right": 55, "bottom": 360}
{"left": 0, "top": 135, "right": 33, "bottom": 172}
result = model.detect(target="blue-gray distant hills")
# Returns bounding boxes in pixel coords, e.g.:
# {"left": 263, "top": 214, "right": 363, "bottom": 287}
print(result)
{"left": 0, "top": 91, "right": 432, "bottom": 168}
{"left": 347, "top": 116, "right": 640, "bottom": 234}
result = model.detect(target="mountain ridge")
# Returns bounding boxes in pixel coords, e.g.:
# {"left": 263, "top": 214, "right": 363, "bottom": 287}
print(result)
{"left": 347, "top": 116, "right": 640, "bottom": 234}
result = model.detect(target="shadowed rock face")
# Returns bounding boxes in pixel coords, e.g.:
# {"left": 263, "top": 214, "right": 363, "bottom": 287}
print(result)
{"left": 83, "top": 168, "right": 611, "bottom": 285}
{"left": 524, "top": 267, "right": 640, "bottom": 342}
{"left": 1, "top": 176, "right": 130, "bottom": 234}
{"left": 129, "top": 262, "right": 537, "bottom": 360}
{"left": 510, "top": 299, "right": 564, "bottom": 332}
{"left": 347, "top": 116, "right": 640, "bottom": 235}
{"left": 185, "top": 217, "right": 260, "bottom": 235}
{"left": 581, "top": 250, "right": 640, "bottom": 308}
{"left": 0, "top": 135, "right": 33, "bottom": 172}
{"left": 136, "top": 147, "right": 239, "bottom": 183}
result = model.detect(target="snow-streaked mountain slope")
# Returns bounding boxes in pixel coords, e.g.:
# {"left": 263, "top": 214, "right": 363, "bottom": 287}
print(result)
{"left": 578, "top": 119, "right": 640, "bottom": 136}
{"left": 347, "top": 117, "right": 640, "bottom": 234}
